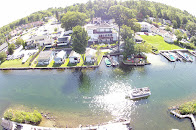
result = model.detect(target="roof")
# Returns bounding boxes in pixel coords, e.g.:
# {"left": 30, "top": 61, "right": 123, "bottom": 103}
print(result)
{"left": 85, "top": 48, "right": 96, "bottom": 57}
{"left": 97, "top": 23, "right": 112, "bottom": 29}
{"left": 32, "top": 35, "right": 48, "bottom": 41}
{"left": 55, "top": 50, "right": 66, "bottom": 59}
{"left": 37, "top": 51, "right": 53, "bottom": 60}
{"left": 0, "top": 43, "right": 8, "bottom": 51}
{"left": 69, "top": 51, "right": 81, "bottom": 58}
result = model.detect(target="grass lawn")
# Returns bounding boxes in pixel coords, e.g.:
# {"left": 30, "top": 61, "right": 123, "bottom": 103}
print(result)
{"left": 0, "top": 59, "right": 30, "bottom": 68}
{"left": 140, "top": 35, "right": 183, "bottom": 51}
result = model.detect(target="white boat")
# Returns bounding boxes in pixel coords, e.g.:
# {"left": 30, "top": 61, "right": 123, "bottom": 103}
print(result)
{"left": 128, "top": 87, "right": 151, "bottom": 100}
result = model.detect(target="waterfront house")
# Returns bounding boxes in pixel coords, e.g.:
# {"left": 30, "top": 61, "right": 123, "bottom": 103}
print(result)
{"left": 54, "top": 50, "right": 67, "bottom": 64}
{"left": 37, "top": 51, "right": 54, "bottom": 65}
{"left": 69, "top": 51, "right": 81, "bottom": 64}
{"left": 85, "top": 48, "right": 97, "bottom": 63}
{"left": 85, "top": 23, "right": 118, "bottom": 43}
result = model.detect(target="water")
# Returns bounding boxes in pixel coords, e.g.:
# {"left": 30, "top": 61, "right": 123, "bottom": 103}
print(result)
{"left": 0, "top": 54, "right": 196, "bottom": 129}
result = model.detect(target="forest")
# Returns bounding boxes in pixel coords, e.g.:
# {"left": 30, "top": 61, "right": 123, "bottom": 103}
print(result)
{"left": 0, "top": 0, "right": 196, "bottom": 45}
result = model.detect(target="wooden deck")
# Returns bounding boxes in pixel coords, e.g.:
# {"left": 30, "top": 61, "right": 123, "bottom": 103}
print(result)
{"left": 170, "top": 110, "right": 196, "bottom": 129}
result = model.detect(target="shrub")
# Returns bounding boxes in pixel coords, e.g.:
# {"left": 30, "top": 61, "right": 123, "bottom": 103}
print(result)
{"left": 3, "top": 109, "right": 42, "bottom": 125}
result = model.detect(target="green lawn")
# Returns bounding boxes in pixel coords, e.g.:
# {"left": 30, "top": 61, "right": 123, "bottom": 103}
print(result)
{"left": 140, "top": 35, "right": 183, "bottom": 51}
{"left": 0, "top": 59, "right": 30, "bottom": 68}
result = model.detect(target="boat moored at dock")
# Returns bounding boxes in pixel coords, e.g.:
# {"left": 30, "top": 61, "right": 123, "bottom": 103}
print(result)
{"left": 105, "top": 58, "right": 111, "bottom": 67}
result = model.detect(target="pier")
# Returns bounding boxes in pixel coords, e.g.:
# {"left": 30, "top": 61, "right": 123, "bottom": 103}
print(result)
{"left": 170, "top": 110, "right": 196, "bottom": 129}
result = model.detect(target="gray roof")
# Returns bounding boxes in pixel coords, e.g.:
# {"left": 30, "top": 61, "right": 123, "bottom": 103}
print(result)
{"left": 69, "top": 51, "right": 81, "bottom": 58}
{"left": 37, "top": 51, "right": 53, "bottom": 60}
{"left": 0, "top": 43, "right": 8, "bottom": 51}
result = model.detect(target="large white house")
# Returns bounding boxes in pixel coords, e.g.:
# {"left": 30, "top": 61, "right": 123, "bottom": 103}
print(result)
{"left": 85, "top": 23, "right": 118, "bottom": 43}
{"left": 138, "top": 22, "right": 152, "bottom": 32}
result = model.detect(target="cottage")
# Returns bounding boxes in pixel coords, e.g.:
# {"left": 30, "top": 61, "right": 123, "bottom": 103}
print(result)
{"left": 69, "top": 51, "right": 81, "bottom": 64}
{"left": 85, "top": 48, "right": 97, "bottom": 63}
{"left": 37, "top": 51, "right": 54, "bottom": 65}
{"left": 54, "top": 50, "right": 67, "bottom": 64}
{"left": 57, "top": 36, "right": 71, "bottom": 46}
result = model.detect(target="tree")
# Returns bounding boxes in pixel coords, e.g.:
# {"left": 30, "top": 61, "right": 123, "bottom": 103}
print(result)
{"left": 61, "top": 11, "right": 87, "bottom": 31}
{"left": 0, "top": 52, "right": 7, "bottom": 62}
{"left": 15, "top": 38, "right": 24, "bottom": 47}
{"left": 8, "top": 43, "right": 15, "bottom": 55}
{"left": 175, "top": 30, "right": 183, "bottom": 41}
{"left": 55, "top": 11, "right": 59, "bottom": 21}
{"left": 121, "top": 25, "right": 134, "bottom": 41}
{"left": 71, "top": 26, "right": 90, "bottom": 63}
{"left": 190, "top": 36, "right": 196, "bottom": 46}
{"left": 172, "top": 20, "right": 178, "bottom": 29}
{"left": 123, "top": 38, "right": 136, "bottom": 59}
{"left": 109, "top": 5, "right": 135, "bottom": 51}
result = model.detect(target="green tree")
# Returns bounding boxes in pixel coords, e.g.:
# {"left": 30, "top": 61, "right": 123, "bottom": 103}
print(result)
{"left": 15, "top": 38, "right": 24, "bottom": 47}
{"left": 190, "top": 36, "right": 196, "bottom": 46}
{"left": 4, "top": 109, "right": 13, "bottom": 120}
{"left": 0, "top": 52, "right": 7, "bottom": 62}
{"left": 71, "top": 26, "right": 90, "bottom": 63}
{"left": 8, "top": 43, "right": 15, "bottom": 55}
{"left": 175, "top": 30, "right": 183, "bottom": 41}
{"left": 123, "top": 38, "right": 136, "bottom": 59}
{"left": 109, "top": 5, "right": 135, "bottom": 51}
{"left": 121, "top": 25, "right": 134, "bottom": 41}
{"left": 61, "top": 11, "right": 87, "bottom": 31}
{"left": 54, "top": 27, "right": 57, "bottom": 32}
{"left": 172, "top": 20, "right": 178, "bottom": 29}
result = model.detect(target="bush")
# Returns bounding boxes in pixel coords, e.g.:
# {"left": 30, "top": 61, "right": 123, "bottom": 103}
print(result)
{"left": 3, "top": 109, "right": 42, "bottom": 125}
{"left": 179, "top": 101, "right": 196, "bottom": 115}
{"left": 0, "top": 52, "right": 7, "bottom": 62}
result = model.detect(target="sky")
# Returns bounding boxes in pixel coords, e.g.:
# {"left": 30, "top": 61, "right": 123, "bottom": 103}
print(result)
{"left": 0, "top": 0, "right": 195, "bottom": 28}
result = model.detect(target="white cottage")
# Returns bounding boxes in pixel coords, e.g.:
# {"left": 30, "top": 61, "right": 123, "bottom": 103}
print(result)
{"left": 54, "top": 50, "right": 67, "bottom": 64}
{"left": 85, "top": 48, "right": 97, "bottom": 63}
{"left": 37, "top": 51, "right": 54, "bottom": 65}
{"left": 69, "top": 51, "right": 81, "bottom": 64}
{"left": 164, "top": 33, "right": 177, "bottom": 43}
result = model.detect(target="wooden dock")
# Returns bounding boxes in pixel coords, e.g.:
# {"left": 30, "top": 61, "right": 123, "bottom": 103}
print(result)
{"left": 170, "top": 110, "right": 196, "bottom": 129}
{"left": 107, "top": 55, "right": 119, "bottom": 67}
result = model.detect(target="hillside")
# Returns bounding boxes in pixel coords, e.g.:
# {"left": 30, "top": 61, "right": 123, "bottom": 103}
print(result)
{"left": 0, "top": 0, "right": 196, "bottom": 44}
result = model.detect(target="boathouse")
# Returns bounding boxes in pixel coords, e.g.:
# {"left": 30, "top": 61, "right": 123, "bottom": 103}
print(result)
{"left": 37, "top": 51, "right": 54, "bottom": 65}
{"left": 85, "top": 48, "right": 97, "bottom": 63}
{"left": 54, "top": 50, "right": 67, "bottom": 64}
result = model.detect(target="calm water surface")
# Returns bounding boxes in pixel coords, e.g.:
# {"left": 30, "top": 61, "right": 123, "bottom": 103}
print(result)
{"left": 0, "top": 54, "right": 196, "bottom": 129}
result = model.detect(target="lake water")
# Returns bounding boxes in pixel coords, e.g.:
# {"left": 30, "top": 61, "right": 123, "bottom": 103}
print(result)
{"left": 0, "top": 54, "right": 196, "bottom": 129}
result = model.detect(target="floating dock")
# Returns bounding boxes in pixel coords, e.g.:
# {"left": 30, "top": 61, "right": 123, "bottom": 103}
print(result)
{"left": 170, "top": 110, "right": 196, "bottom": 129}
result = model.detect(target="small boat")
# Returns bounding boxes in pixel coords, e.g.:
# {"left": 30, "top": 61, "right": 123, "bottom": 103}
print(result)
{"left": 127, "top": 87, "right": 151, "bottom": 100}
{"left": 184, "top": 53, "right": 193, "bottom": 62}
{"left": 176, "top": 51, "right": 191, "bottom": 62}
{"left": 105, "top": 58, "right": 111, "bottom": 67}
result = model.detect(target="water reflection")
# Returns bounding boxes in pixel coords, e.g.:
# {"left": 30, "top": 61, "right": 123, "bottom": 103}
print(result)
{"left": 90, "top": 81, "right": 136, "bottom": 120}
{"left": 78, "top": 70, "right": 92, "bottom": 94}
